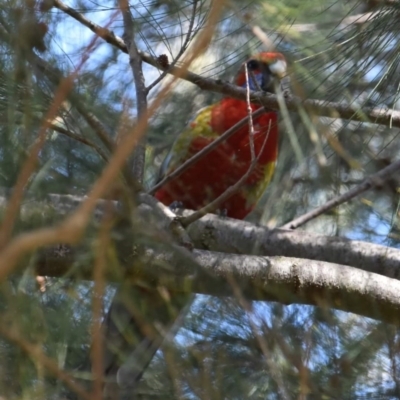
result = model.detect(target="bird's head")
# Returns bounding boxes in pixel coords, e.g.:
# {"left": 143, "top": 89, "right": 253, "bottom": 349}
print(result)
{"left": 235, "top": 52, "right": 287, "bottom": 93}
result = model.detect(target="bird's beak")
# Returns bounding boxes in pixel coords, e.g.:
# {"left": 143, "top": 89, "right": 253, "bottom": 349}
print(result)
{"left": 269, "top": 59, "right": 287, "bottom": 80}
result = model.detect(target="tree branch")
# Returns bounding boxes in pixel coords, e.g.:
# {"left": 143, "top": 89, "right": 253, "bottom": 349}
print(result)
{"left": 0, "top": 192, "right": 396, "bottom": 325}
{"left": 12, "top": 192, "right": 400, "bottom": 281}
{"left": 54, "top": 1, "right": 400, "bottom": 130}
{"left": 184, "top": 211, "right": 400, "bottom": 279}
{"left": 36, "top": 244, "right": 400, "bottom": 327}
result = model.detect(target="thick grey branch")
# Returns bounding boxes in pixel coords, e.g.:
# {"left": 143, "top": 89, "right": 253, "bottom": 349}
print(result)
{"left": 37, "top": 244, "right": 400, "bottom": 327}
{"left": 14, "top": 193, "right": 400, "bottom": 281}
{"left": 3, "top": 191, "right": 400, "bottom": 324}
{"left": 185, "top": 212, "right": 400, "bottom": 280}
{"left": 187, "top": 249, "right": 400, "bottom": 327}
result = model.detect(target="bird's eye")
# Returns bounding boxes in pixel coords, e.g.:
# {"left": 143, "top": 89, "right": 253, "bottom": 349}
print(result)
{"left": 247, "top": 60, "right": 260, "bottom": 70}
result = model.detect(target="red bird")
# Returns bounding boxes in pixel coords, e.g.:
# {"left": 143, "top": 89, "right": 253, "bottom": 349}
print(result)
{"left": 155, "top": 52, "right": 287, "bottom": 219}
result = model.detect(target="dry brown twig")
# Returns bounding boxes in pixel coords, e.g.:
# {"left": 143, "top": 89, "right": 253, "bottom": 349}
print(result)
{"left": 245, "top": 63, "right": 256, "bottom": 161}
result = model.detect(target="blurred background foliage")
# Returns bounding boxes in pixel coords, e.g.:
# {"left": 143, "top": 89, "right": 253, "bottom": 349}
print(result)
{"left": 0, "top": 0, "right": 399, "bottom": 398}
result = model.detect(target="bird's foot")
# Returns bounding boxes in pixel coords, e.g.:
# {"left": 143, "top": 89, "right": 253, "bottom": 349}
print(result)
{"left": 215, "top": 208, "right": 228, "bottom": 217}
{"left": 169, "top": 200, "right": 184, "bottom": 211}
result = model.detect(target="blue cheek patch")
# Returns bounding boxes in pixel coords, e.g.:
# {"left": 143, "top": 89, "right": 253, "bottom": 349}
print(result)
{"left": 240, "top": 73, "right": 263, "bottom": 91}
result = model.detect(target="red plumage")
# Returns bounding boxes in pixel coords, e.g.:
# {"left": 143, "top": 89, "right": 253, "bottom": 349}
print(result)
{"left": 155, "top": 52, "right": 286, "bottom": 220}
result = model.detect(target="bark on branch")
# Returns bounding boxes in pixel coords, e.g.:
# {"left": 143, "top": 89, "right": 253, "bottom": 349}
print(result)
{"left": 8, "top": 192, "right": 400, "bottom": 325}
{"left": 37, "top": 243, "right": 400, "bottom": 327}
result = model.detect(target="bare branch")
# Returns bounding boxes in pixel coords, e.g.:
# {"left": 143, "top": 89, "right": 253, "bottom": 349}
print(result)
{"left": 118, "top": 0, "right": 148, "bottom": 183}
{"left": 53, "top": 0, "right": 126, "bottom": 50}
{"left": 185, "top": 212, "right": 400, "bottom": 279}
{"left": 2, "top": 192, "right": 398, "bottom": 324}
{"left": 11, "top": 192, "right": 400, "bottom": 281}
{"left": 36, "top": 244, "right": 400, "bottom": 327}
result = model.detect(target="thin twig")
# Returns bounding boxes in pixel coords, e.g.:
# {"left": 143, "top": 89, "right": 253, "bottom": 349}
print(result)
{"left": 146, "top": 0, "right": 199, "bottom": 93}
{"left": 74, "top": 105, "right": 116, "bottom": 154}
{"left": 148, "top": 108, "right": 266, "bottom": 195}
{"left": 53, "top": 0, "right": 126, "bottom": 50}
{"left": 48, "top": 122, "right": 109, "bottom": 162}
{"left": 244, "top": 63, "right": 256, "bottom": 161}
{"left": 281, "top": 158, "right": 400, "bottom": 230}
{"left": 242, "top": 21, "right": 305, "bottom": 163}
{"left": 118, "top": 0, "right": 148, "bottom": 184}
{"left": 180, "top": 121, "right": 272, "bottom": 227}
